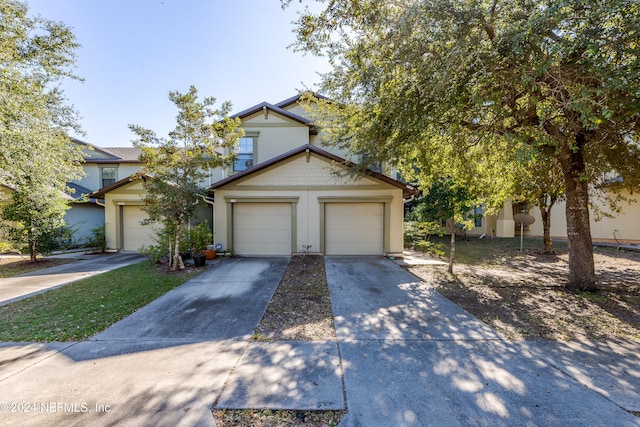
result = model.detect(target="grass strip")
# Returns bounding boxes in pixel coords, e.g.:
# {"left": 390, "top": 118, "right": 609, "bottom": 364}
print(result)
{"left": 0, "top": 260, "right": 203, "bottom": 342}
{"left": 213, "top": 408, "right": 346, "bottom": 427}
{"left": 0, "top": 257, "right": 76, "bottom": 278}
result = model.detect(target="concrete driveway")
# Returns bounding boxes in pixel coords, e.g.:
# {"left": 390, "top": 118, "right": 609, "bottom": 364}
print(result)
{"left": 325, "top": 256, "right": 640, "bottom": 427}
{"left": 0, "top": 257, "right": 290, "bottom": 427}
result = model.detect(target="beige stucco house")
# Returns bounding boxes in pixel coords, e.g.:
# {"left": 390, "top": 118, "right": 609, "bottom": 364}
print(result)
{"left": 89, "top": 94, "right": 416, "bottom": 255}
{"left": 80, "top": 93, "right": 640, "bottom": 253}
{"left": 210, "top": 144, "right": 414, "bottom": 256}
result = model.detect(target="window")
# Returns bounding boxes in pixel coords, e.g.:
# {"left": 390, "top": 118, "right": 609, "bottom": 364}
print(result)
{"left": 473, "top": 205, "right": 483, "bottom": 227}
{"left": 233, "top": 137, "right": 254, "bottom": 172}
{"left": 101, "top": 167, "right": 117, "bottom": 187}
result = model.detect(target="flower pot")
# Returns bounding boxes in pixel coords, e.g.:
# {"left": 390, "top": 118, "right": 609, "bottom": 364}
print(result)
{"left": 204, "top": 249, "right": 216, "bottom": 260}
{"left": 193, "top": 253, "right": 207, "bottom": 267}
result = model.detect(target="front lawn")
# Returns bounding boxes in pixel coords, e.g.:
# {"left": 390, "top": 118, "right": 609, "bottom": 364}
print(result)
{"left": 0, "top": 261, "right": 203, "bottom": 341}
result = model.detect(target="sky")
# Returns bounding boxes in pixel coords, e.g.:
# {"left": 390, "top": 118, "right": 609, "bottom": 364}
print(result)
{"left": 25, "top": 0, "right": 331, "bottom": 147}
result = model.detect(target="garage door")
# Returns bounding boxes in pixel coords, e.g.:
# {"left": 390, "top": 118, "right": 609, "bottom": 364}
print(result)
{"left": 233, "top": 203, "right": 292, "bottom": 255}
{"left": 325, "top": 203, "right": 384, "bottom": 255}
{"left": 122, "top": 206, "right": 157, "bottom": 251}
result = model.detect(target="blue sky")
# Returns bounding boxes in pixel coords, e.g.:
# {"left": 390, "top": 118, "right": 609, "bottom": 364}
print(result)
{"left": 26, "top": 0, "right": 330, "bottom": 147}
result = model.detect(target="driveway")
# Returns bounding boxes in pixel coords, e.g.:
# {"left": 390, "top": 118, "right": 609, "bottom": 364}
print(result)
{"left": 325, "top": 256, "right": 640, "bottom": 427}
{"left": 0, "top": 257, "right": 290, "bottom": 427}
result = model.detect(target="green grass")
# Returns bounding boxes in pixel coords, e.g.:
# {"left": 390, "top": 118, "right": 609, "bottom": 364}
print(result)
{"left": 0, "top": 261, "right": 203, "bottom": 342}
{"left": 0, "top": 257, "right": 76, "bottom": 278}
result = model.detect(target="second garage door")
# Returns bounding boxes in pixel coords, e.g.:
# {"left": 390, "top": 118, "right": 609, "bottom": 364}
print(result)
{"left": 325, "top": 203, "right": 384, "bottom": 255}
{"left": 233, "top": 203, "right": 292, "bottom": 256}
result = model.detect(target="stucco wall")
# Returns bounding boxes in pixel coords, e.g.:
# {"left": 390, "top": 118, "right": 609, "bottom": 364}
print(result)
{"left": 526, "top": 190, "right": 640, "bottom": 243}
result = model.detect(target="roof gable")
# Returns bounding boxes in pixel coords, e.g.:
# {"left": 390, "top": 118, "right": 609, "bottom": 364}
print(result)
{"left": 232, "top": 101, "right": 318, "bottom": 135}
{"left": 89, "top": 174, "right": 149, "bottom": 198}
{"left": 210, "top": 144, "right": 416, "bottom": 198}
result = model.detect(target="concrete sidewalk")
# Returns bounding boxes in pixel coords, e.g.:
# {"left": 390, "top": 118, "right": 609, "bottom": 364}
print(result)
{"left": 0, "top": 252, "right": 145, "bottom": 306}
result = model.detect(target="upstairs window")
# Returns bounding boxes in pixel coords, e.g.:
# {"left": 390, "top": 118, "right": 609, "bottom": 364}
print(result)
{"left": 233, "top": 137, "right": 254, "bottom": 172}
{"left": 101, "top": 167, "right": 117, "bottom": 187}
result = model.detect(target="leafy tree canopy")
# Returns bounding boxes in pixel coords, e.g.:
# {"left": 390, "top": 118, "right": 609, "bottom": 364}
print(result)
{"left": 286, "top": 0, "right": 640, "bottom": 291}
{"left": 0, "top": 0, "right": 84, "bottom": 191}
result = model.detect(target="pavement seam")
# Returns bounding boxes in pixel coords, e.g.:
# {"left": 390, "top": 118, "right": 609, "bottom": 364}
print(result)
{"left": 334, "top": 340, "right": 349, "bottom": 413}
{"left": 211, "top": 338, "right": 252, "bottom": 410}
{"left": 0, "top": 342, "right": 78, "bottom": 383}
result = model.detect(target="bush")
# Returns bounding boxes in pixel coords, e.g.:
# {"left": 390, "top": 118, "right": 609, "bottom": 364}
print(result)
{"left": 88, "top": 225, "right": 107, "bottom": 253}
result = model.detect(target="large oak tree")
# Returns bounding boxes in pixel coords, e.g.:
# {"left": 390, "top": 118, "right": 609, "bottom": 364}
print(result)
{"left": 285, "top": 0, "right": 640, "bottom": 291}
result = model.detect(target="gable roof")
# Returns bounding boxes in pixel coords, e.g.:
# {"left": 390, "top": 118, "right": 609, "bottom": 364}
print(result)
{"left": 73, "top": 138, "right": 142, "bottom": 163}
{"left": 231, "top": 101, "right": 318, "bottom": 135}
{"left": 101, "top": 147, "right": 142, "bottom": 161}
{"left": 89, "top": 173, "right": 150, "bottom": 198}
{"left": 209, "top": 144, "right": 417, "bottom": 199}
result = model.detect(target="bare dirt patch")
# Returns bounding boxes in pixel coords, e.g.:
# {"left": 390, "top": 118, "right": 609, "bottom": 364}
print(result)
{"left": 255, "top": 255, "right": 335, "bottom": 341}
{"left": 407, "top": 242, "right": 640, "bottom": 341}
{"left": 213, "top": 255, "right": 345, "bottom": 427}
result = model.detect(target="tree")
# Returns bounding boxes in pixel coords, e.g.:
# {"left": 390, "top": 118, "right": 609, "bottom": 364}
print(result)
{"left": 0, "top": 0, "right": 84, "bottom": 259}
{"left": 130, "top": 86, "right": 242, "bottom": 271}
{"left": 0, "top": 0, "right": 84, "bottom": 191}
{"left": 408, "top": 177, "right": 476, "bottom": 273}
{"left": 512, "top": 147, "right": 565, "bottom": 254}
{"left": 285, "top": 0, "right": 640, "bottom": 291}
{"left": 1, "top": 183, "right": 71, "bottom": 260}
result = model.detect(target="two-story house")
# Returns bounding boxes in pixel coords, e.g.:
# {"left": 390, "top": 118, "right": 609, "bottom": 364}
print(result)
{"left": 88, "top": 94, "right": 417, "bottom": 256}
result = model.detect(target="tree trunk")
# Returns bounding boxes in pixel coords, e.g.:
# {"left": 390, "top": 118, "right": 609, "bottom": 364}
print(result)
{"left": 558, "top": 144, "right": 596, "bottom": 291}
{"left": 448, "top": 224, "right": 455, "bottom": 274}
{"left": 30, "top": 239, "right": 37, "bottom": 262}
{"left": 172, "top": 231, "right": 180, "bottom": 271}
{"left": 539, "top": 195, "right": 556, "bottom": 254}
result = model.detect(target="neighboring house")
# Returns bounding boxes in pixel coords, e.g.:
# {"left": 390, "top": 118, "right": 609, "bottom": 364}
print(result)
{"left": 90, "top": 94, "right": 416, "bottom": 255}
{"left": 64, "top": 141, "right": 145, "bottom": 245}
{"left": 465, "top": 192, "right": 640, "bottom": 245}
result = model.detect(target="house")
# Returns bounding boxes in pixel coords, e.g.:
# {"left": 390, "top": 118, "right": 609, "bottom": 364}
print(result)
{"left": 210, "top": 144, "right": 414, "bottom": 256}
{"left": 64, "top": 141, "right": 145, "bottom": 245}
{"left": 466, "top": 193, "right": 640, "bottom": 245}
{"left": 90, "top": 94, "right": 417, "bottom": 256}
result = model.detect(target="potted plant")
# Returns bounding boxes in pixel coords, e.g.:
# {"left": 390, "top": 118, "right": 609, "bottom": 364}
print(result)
{"left": 189, "top": 221, "right": 212, "bottom": 267}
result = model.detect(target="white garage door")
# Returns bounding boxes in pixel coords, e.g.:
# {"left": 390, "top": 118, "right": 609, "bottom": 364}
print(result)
{"left": 122, "top": 206, "right": 157, "bottom": 251}
{"left": 233, "top": 203, "right": 292, "bottom": 256}
{"left": 325, "top": 203, "right": 384, "bottom": 255}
